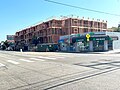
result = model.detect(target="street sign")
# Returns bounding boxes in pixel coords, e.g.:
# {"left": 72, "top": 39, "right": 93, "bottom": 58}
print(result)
{"left": 86, "top": 34, "right": 90, "bottom": 38}
{"left": 86, "top": 34, "right": 90, "bottom": 41}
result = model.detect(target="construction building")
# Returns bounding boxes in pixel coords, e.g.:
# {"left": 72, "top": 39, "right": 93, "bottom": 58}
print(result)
{"left": 14, "top": 16, "right": 107, "bottom": 50}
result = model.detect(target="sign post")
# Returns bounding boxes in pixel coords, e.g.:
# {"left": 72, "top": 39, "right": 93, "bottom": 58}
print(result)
{"left": 20, "top": 49, "right": 23, "bottom": 52}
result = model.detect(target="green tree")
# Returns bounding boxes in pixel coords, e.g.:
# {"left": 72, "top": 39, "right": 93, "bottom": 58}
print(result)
{"left": 111, "top": 27, "right": 118, "bottom": 32}
{"left": 113, "top": 24, "right": 120, "bottom": 32}
{"left": 116, "top": 24, "right": 120, "bottom": 32}
{"left": 0, "top": 41, "right": 10, "bottom": 50}
{"left": 4, "top": 40, "right": 9, "bottom": 48}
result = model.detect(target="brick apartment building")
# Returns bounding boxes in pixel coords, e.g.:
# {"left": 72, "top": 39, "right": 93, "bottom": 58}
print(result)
{"left": 14, "top": 17, "right": 107, "bottom": 48}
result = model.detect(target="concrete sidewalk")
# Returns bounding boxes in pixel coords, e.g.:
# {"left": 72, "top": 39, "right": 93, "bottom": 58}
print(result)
{"left": 8, "top": 49, "right": 120, "bottom": 56}
{"left": 94, "top": 49, "right": 120, "bottom": 54}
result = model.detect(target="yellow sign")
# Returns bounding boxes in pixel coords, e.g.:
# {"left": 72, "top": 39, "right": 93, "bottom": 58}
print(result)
{"left": 86, "top": 34, "right": 90, "bottom": 38}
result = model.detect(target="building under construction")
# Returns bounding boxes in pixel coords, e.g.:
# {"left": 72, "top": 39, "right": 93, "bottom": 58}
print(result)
{"left": 14, "top": 16, "right": 107, "bottom": 51}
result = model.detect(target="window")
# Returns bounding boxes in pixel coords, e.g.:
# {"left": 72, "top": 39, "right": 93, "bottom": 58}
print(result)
{"left": 73, "top": 20, "right": 78, "bottom": 26}
{"left": 55, "top": 29, "right": 57, "bottom": 34}
{"left": 74, "top": 20, "right": 77, "bottom": 23}
{"left": 98, "top": 23, "right": 100, "bottom": 28}
{"left": 103, "top": 23, "right": 107, "bottom": 29}
{"left": 59, "top": 29, "right": 62, "bottom": 35}
{"left": 80, "top": 20, "right": 83, "bottom": 26}
{"left": 84, "top": 21, "right": 88, "bottom": 27}
{"left": 74, "top": 29, "right": 77, "bottom": 31}
{"left": 84, "top": 29, "right": 88, "bottom": 32}
{"left": 98, "top": 29, "right": 100, "bottom": 32}
{"left": 94, "top": 22, "right": 98, "bottom": 28}
{"left": 52, "top": 29, "right": 54, "bottom": 34}
{"left": 63, "top": 32, "right": 66, "bottom": 35}
{"left": 90, "top": 29, "right": 93, "bottom": 32}
{"left": 90, "top": 21, "right": 93, "bottom": 27}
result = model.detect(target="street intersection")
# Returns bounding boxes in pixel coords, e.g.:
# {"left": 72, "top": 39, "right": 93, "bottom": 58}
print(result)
{"left": 0, "top": 51, "right": 120, "bottom": 90}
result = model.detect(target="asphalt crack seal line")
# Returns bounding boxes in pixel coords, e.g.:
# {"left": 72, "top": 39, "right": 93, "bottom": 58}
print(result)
{"left": 44, "top": 67, "right": 120, "bottom": 90}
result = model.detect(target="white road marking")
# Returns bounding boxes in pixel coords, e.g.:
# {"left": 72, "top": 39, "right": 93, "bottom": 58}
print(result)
{"left": 38, "top": 56, "right": 56, "bottom": 60}
{"left": 19, "top": 59, "right": 34, "bottom": 62}
{"left": 29, "top": 58, "right": 45, "bottom": 61}
{"left": 7, "top": 60, "right": 19, "bottom": 65}
{"left": 52, "top": 55, "right": 70, "bottom": 57}
{"left": 0, "top": 63, "right": 6, "bottom": 67}
{"left": 50, "top": 56, "right": 65, "bottom": 58}
{"left": 55, "top": 55, "right": 68, "bottom": 57}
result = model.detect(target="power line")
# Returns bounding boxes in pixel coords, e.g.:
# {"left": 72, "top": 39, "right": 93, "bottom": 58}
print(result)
{"left": 45, "top": 0, "right": 120, "bottom": 17}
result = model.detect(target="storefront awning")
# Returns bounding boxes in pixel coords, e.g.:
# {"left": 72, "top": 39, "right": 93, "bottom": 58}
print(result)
{"left": 109, "top": 36, "right": 118, "bottom": 40}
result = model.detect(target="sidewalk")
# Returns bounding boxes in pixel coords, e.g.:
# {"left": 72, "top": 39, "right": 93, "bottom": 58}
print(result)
{"left": 92, "top": 49, "right": 120, "bottom": 54}
{"left": 106, "top": 49, "right": 120, "bottom": 54}
{"left": 13, "top": 49, "right": 120, "bottom": 55}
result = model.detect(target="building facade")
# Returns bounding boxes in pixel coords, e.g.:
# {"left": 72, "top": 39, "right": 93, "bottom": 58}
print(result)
{"left": 58, "top": 32, "right": 118, "bottom": 52}
{"left": 14, "top": 17, "right": 107, "bottom": 50}
{"left": 106, "top": 32, "right": 120, "bottom": 50}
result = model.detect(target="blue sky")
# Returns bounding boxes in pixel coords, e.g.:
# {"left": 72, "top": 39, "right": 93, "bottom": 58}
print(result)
{"left": 0, "top": 0, "right": 120, "bottom": 41}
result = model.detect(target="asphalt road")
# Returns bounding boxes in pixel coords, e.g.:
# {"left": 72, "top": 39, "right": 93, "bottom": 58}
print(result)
{"left": 0, "top": 51, "right": 120, "bottom": 90}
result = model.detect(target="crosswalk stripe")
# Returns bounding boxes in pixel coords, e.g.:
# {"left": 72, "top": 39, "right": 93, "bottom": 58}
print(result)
{"left": 19, "top": 59, "right": 34, "bottom": 62}
{"left": 38, "top": 56, "right": 56, "bottom": 60}
{"left": 0, "top": 63, "right": 6, "bottom": 67}
{"left": 29, "top": 58, "right": 45, "bottom": 61}
{"left": 55, "top": 55, "right": 67, "bottom": 57}
{"left": 7, "top": 60, "right": 19, "bottom": 64}
{"left": 50, "top": 56, "right": 65, "bottom": 58}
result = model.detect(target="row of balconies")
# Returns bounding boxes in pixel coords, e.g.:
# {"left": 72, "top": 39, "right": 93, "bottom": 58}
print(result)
{"left": 15, "top": 18, "right": 107, "bottom": 43}
{"left": 68, "top": 23, "right": 107, "bottom": 28}
{"left": 15, "top": 26, "right": 107, "bottom": 41}
{"left": 15, "top": 29, "right": 62, "bottom": 41}
{"left": 15, "top": 21, "right": 107, "bottom": 37}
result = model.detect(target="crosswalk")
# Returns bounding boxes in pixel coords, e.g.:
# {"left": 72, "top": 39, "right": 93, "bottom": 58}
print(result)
{"left": 7, "top": 60, "right": 20, "bottom": 65}
{"left": 0, "top": 63, "right": 6, "bottom": 67}
{"left": 0, "top": 58, "right": 45, "bottom": 68}
{"left": 29, "top": 58, "right": 45, "bottom": 61}
{"left": 38, "top": 56, "right": 56, "bottom": 60}
{"left": 0, "top": 55, "right": 67, "bottom": 68}
{"left": 19, "top": 59, "right": 34, "bottom": 62}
